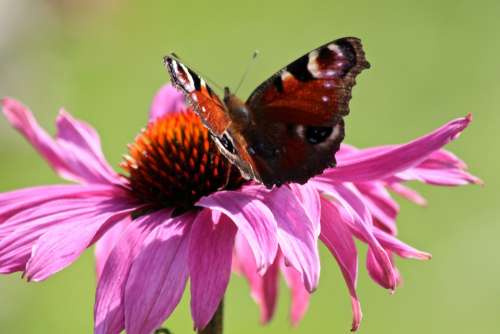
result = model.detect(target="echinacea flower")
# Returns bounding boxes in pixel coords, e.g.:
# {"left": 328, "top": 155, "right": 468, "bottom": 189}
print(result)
{"left": 0, "top": 84, "right": 478, "bottom": 334}
{"left": 233, "top": 140, "right": 480, "bottom": 330}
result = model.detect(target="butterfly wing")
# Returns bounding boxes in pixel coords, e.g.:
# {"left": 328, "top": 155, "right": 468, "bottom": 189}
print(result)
{"left": 165, "top": 55, "right": 259, "bottom": 181}
{"left": 164, "top": 55, "right": 230, "bottom": 136}
{"left": 244, "top": 37, "right": 370, "bottom": 186}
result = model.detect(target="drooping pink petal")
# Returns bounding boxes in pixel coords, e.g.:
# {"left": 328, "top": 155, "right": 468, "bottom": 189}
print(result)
{"left": 373, "top": 229, "right": 431, "bottom": 260}
{"left": 0, "top": 195, "right": 120, "bottom": 274}
{"left": 280, "top": 260, "right": 310, "bottom": 327}
{"left": 354, "top": 182, "right": 399, "bottom": 235}
{"left": 0, "top": 183, "right": 117, "bottom": 224}
{"left": 319, "top": 115, "right": 472, "bottom": 183}
{"left": 314, "top": 182, "right": 397, "bottom": 290}
{"left": 366, "top": 249, "right": 401, "bottom": 289}
{"left": 25, "top": 199, "right": 137, "bottom": 281}
{"left": 197, "top": 190, "right": 278, "bottom": 272}
{"left": 189, "top": 210, "right": 237, "bottom": 330}
{"left": 319, "top": 198, "right": 362, "bottom": 331}
{"left": 94, "top": 210, "right": 172, "bottom": 334}
{"left": 149, "top": 84, "right": 186, "bottom": 121}
{"left": 95, "top": 216, "right": 128, "bottom": 279}
{"left": 233, "top": 233, "right": 279, "bottom": 324}
{"left": 387, "top": 183, "right": 427, "bottom": 206}
{"left": 263, "top": 186, "right": 320, "bottom": 292}
{"left": 124, "top": 212, "right": 194, "bottom": 334}
{"left": 259, "top": 260, "right": 280, "bottom": 322}
{"left": 2, "top": 98, "right": 122, "bottom": 185}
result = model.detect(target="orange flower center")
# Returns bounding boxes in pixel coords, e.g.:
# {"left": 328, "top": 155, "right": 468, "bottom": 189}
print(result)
{"left": 121, "top": 110, "right": 244, "bottom": 213}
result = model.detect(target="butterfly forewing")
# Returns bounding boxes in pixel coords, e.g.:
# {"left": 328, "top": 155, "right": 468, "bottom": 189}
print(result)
{"left": 164, "top": 56, "right": 231, "bottom": 136}
{"left": 246, "top": 37, "right": 370, "bottom": 125}
{"left": 165, "top": 55, "right": 259, "bottom": 181}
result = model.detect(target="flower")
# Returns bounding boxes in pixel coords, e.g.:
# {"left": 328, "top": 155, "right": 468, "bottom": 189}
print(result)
{"left": 0, "top": 85, "right": 478, "bottom": 334}
{"left": 233, "top": 118, "right": 480, "bottom": 331}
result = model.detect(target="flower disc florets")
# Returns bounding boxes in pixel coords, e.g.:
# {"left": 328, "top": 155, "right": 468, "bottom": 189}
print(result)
{"left": 121, "top": 110, "right": 244, "bottom": 212}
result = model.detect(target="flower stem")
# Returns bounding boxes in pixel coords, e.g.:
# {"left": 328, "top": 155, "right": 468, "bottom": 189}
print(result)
{"left": 198, "top": 299, "right": 224, "bottom": 334}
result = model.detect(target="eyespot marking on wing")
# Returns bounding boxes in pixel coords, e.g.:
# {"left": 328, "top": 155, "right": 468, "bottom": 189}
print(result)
{"left": 295, "top": 123, "right": 344, "bottom": 145}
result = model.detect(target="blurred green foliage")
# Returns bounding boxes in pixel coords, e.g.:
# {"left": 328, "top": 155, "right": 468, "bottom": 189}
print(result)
{"left": 0, "top": 0, "right": 498, "bottom": 333}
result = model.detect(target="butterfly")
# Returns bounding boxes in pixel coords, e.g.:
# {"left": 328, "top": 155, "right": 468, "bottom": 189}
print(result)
{"left": 164, "top": 37, "right": 370, "bottom": 188}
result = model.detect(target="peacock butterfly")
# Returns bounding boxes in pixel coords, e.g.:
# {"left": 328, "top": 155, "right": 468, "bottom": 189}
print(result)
{"left": 164, "top": 37, "right": 370, "bottom": 188}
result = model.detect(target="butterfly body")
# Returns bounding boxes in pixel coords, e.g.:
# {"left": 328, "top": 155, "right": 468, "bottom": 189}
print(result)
{"left": 165, "top": 37, "right": 369, "bottom": 188}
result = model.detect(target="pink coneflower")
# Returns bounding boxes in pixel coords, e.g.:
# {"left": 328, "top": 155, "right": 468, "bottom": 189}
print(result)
{"left": 233, "top": 142, "right": 480, "bottom": 330}
{"left": 0, "top": 85, "right": 478, "bottom": 334}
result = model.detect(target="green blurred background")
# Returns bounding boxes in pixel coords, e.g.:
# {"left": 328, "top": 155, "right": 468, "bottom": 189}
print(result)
{"left": 0, "top": 0, "right": 498, "bottom": 333}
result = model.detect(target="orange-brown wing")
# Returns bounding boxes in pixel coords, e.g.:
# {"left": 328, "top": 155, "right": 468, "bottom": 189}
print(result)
{"left": 164, "top": 56, "right": 230, "bottom": 136}
{"left": 165, "top": 55, "right": 260, "bottom": 183}
{"left": 246, "top": 37, "right": 370, "bottom": 126}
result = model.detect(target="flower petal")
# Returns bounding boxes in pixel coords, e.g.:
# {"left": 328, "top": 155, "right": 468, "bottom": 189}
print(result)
{"left": 0, "top": 184, "right": 116, "bottom": 224}
{"left": 94, "top": 210, "right": 171, "bottom": 334}
{"left": 189, "top": 209, "right": 237, "bottom": 330}
{"left": 2, "top": 98, "right": 69, "bottom": 178}
{"left": 264, "top": 186, "right": 320, "bottom": 292}
{"left": 387, "top": 183, "right": 427, "bottom": 206}
{"left": 280, "top": 260, "right": 310, "bottom": 327}
{"left": 366, "top": 249, "right": 401, "bottom": 289}
{"left": 319, "top": 198, "right": 362, "bottom": 331}
{"left": 56, "top": 110, "right": 121, "bottom": 185}
{"left": 1, "top": 98, "right": 121, "bottom": 185}
{"left": 25, "top": 199, "right": 135, "bottom": 281}
{"left": 423, "top": 149, "right": 467, "bottom": 169}
{"left": 0, "top": 194, "right": 120, "bottom": 274}
{"left": 149, "top": 84, "right": 186, "bottom": 121}
{"left": 336, "top": 143, "right": 359, "bottom": 160}
{"left": 197, "top": 190, "right": 278, "bottom": 272}
{"left": 339, "top": 145, "right": 480, "bottom": 188}
{"left": 319, "top": 115, "right": 472, "bottom": 183}
{"left": 355, "top": 182, "right": 399, "bottom": 235}
{"left": 393, "top": 149, "right": 482, "bottom": 185}
{"left": 288, "top": 182, "right": 321, "bottom": 237}
{"left": 95, "top": 216, "right": 129, "bottom": 279}
{"left": 373, "top": 229, "right": 431, "bottom": 260}
{"left": 233, "top": 233, "right": 279, "bottom": 324}
{"left": 314, "top": 182, "right": 397, "bottom": 290}
{"left": 124, "top": 212, "right": 193, "bottom": 334}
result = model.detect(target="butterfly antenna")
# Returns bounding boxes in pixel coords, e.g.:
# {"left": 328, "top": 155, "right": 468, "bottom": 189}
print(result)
{"left": 167, "top": 53, "right": 225, "bottom": 92}
{"left": 234, "top": 50, "right": 259, "bottom": 95}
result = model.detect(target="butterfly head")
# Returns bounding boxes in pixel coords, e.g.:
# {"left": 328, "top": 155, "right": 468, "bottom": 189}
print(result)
{"left": 223, "top": 87, "right": 250, "bottom": 128}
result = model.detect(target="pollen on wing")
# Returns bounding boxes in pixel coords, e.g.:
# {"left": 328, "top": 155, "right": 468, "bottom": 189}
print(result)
{"left": 121, "top": 110, "right": 244, "bottom": 212}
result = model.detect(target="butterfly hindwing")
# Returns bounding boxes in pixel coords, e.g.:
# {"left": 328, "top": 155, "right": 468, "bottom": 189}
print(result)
{"left": 241, "top": 118, "right": 345, "bottom": 186}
